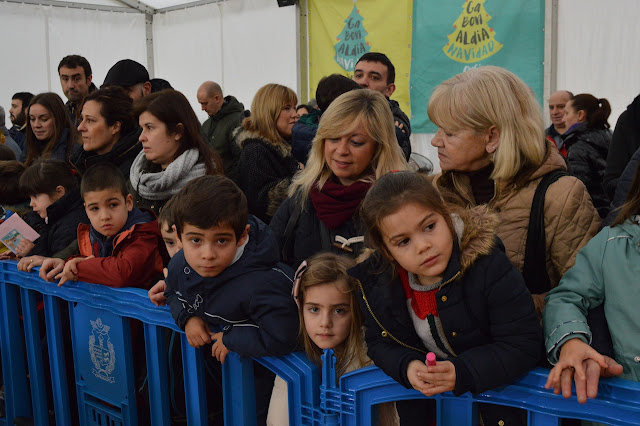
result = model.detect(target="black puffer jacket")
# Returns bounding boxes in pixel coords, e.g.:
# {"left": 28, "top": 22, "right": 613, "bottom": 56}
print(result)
{"left": 270, "top": 193, "right": 365, "bottom": 269}
{"left": 71, "top": 128, "right": 142, "bottom": 178}
{"left": 604, "top": 93, "right": 640, "bottom": 200}
{"left": 234, "top": 129, "right": 299, "bottom": 223}
{"left": 348, "top": 208, "right": 541, "bottom": 396}
{"left": 389, "top": 99, "right": 412, "bottom": 160}
{"left": 562, "top": 122, "right": 611, "bottom": 218}
{"left": 28, "top": 187, "right": 89, "bottom": 257}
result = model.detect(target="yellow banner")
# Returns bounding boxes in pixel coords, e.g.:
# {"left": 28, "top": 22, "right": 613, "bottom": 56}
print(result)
{"left": 308, "top": 0, "right": 413, "bottom": 117}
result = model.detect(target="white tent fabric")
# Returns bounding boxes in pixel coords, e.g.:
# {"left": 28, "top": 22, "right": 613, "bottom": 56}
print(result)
{"left": 0, "top": 0, "right": 297, "bottom": 125}
{"left": 153, "top": 0, "right": 298, "bottom": 122}
{"left": 1, "top": 0, "right": 639, "bottom": 172}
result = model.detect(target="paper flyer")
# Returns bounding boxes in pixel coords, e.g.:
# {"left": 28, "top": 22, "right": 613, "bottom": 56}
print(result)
{"left": 0, "top": 214, "right": 40, "bottom": 255}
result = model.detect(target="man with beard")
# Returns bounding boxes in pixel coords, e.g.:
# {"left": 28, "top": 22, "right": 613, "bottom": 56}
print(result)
{"left": 8, "top": 92, "right": 34, "bottom": 150}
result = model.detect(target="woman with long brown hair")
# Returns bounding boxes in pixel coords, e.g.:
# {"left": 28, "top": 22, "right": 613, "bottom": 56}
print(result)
{"left": 21, "top": 92, "right": 77, "bottom": 166}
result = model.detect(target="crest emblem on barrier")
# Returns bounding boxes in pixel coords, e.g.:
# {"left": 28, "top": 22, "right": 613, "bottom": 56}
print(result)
{"left": 89, "top": 318, "right": 116, "bottom": 383}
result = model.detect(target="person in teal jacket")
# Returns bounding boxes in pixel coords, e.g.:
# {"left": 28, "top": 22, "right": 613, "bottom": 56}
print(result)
{"left": 542, "top": 165, "right": 640, "bottom": 403}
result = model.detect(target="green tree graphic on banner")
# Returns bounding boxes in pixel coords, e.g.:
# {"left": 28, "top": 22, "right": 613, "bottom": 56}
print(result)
{"left": 443, "top": 0, "right": 503, "bottom": 64}
{"left": 334, "top": 4, "right": 371, "bottom": 72}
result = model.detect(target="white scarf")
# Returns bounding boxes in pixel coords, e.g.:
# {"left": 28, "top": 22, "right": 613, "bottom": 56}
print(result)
{"left": 129, "top": 148, "right": 206, "bottom": 200}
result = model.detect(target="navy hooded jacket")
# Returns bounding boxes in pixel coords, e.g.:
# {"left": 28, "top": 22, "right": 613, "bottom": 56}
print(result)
{"left": 165, "top": 215, "right": 298, "bottom": 358}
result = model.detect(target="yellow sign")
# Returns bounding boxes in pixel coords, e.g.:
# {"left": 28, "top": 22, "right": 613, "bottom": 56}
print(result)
{"left": 308, "top": 0, "right": 413, "bottom": 116}
{"left": 443, "top": 0, "right": 503, "bottom": 64}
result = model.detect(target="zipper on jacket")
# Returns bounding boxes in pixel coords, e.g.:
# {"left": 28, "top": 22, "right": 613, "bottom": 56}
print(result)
{"left": 357, "top": 279, "right": 427, "bottom": 354}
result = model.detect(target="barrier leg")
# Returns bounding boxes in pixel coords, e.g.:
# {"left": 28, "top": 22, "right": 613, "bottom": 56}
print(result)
{"left": 42, "top": 296, "right": 72, "bottom": 426}
{"left": 222, "top": 352, "right": 257, "bottom": 426}
{"left": 0, "top": 282, "right": 32, "bottom": 421}
{"left": 20, "top": 288, "right": 48, "bottom": 426}
{"left": 528, "top": 411, "right": 560, "bottom": 426}
{"left": 144, "top": 323, "right": 170, "bottom": 426}
{"left": 181, "top": 334, "right": 208, "bottom": 425}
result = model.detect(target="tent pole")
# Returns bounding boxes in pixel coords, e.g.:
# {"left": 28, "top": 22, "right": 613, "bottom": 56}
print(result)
{"left": 543, "top": 0, "right": 558, "bottom": 127}
{"left": 146, "top": 13, "right": 155, "bottom": 78}
{"left": 297, "top": 0, "right": 309, "bottom": 103}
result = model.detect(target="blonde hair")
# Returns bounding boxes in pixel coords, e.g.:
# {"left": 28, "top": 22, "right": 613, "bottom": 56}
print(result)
{"left": 298, "top": 252, "right": 369, "bottom": 377}
{"left": 427, "top": 66, "right": 546, "bottom": 181}
{"left": 242, "top": 83, "right": 297, "bottom": 144}
{"left": 289, "top": 89, "right": 407, "bottom": 206}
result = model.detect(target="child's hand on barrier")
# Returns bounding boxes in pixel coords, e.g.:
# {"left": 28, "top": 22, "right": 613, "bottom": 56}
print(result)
{"left": 15, "top": 239, "right": 35, "bottom": 258}
{"left": 148, "top": 270, "right": 168, "bottom": 306}
{"left": 17, "top": 255, "right": 46, "bottom": 272}
{"left": 185, "top": 316, "right": 212, "bottom": 348}
{"left": 39, "top": 257, "right": 65, "bottom": 282}
{"left": 211, "top": 332, "right": 230, "bottom": 364}
{"left": 0, "top": 251, "right": 17, "bottom": 260}
{"left": 420, "top": 360, "right": 456, "bottom": 396}
{"left": 56, "top": 256, "right": 92, "bottom": 286}
{"left": 407, "top": 359, "right": 430, "bottom": 394}
{"left": 545, "top": 338, "right": 609, "bottom": 403}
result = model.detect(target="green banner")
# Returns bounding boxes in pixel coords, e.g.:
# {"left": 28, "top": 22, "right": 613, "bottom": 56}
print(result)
{"left": 410, "top": 0, "right": 545, "bottom": 133}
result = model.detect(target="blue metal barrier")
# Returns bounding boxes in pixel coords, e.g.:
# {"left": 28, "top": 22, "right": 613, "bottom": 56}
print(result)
{"left": 2, "top": 260, "right": 640, "bottom": 425}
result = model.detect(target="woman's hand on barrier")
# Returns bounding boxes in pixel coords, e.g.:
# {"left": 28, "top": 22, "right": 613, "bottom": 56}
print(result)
{"left": 211, "top": 332, "right": 230, "bottom": 364}
{"left": 56, "top": 256, "right": 92, "bottom": 286}
{"left": 545, "top": 338, "right": 608, "bottom": 403}
{"left": 148, "top": 271, "right": 168, "bottom": 306}
{"left": 419, "top": 360, "right": 457, "bottom": 396}
{"left": 185, "top": 316, "right": 212, "bottom": 347}
{"left": 39, "top": 257, "right": 65, "bottom": 282}
{"left": 17, "top": 255, "right": 46, "bottom": 272}
{"left": 15, "top": 239, "right": 35, "bottom": 258}
{"left": 407, "top": 360, "right": 430, "bottom": 394}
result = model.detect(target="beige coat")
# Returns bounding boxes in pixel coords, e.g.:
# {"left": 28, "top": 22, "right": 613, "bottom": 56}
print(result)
{"left": 434, "top": 140, "right": 601, "bottom": 314}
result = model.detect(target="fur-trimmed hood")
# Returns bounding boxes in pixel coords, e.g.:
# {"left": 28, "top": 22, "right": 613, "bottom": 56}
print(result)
{"left": 357, "top": 205, "right": 500, "bottom": 278}
{"left": 234, "top": 127, "right": 292, "bottom": 157}
{"left": 453, "top": 205, "right": 500, "bottom": 274}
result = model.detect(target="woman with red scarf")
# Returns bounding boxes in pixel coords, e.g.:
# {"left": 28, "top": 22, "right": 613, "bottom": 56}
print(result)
{"left": 270, "top": 90, "right": 407, "bottom": 268}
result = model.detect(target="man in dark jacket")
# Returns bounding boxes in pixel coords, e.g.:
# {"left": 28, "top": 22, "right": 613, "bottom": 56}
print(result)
{"left": 197, "top": 81, "right": 245, "bottom": 178}
{"left": 545, "top": 90, "right": 573, "bottom": 151}
{"left": 58, "top": 54, "right": 96, "bottom": 126}
{"left": 353, "top": 52, "right": 411, "bottom": 159}
{"left": 8, "top": 92, "right": 34, "bottom": 150}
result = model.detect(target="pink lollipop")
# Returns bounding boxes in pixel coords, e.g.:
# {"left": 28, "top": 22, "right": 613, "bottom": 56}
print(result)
{"left": 426, "top": 352, "right": 437, "bottom": 366}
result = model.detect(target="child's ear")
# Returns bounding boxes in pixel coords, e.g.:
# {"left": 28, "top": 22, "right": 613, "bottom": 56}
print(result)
{"left": 172, "top": 224, "right": 180, "bottom": 241}
{"left": 125, "top": 194, "right": 134, "bottom": 211}
{"left": 236, "top": 224, "right": 250, "bottom": 247}
{"left": 55, "top": 185, "right": 66, "bottom": 198}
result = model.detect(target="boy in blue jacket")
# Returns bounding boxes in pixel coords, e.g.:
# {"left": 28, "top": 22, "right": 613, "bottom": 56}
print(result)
{"left": 165, "top": 175, "right": 298, "bottom": 361}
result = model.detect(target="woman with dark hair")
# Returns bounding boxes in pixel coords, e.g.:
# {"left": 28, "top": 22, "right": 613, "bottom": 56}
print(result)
{"left": 129, "top": 89, "right": 222, "bottom": 214}
{"left": 234, "top": 83, "right": 300, "bottom": 223}
{"left": 20, "top": 92, "right": 77, "bottom": 166}
{"left": 561, "top": 93, "right": 613, "bottom": 218}
{"left": 71, "top": 86, "right": 141, "bottom": 177}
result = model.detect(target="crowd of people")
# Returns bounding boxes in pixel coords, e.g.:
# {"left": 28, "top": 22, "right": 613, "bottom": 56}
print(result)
{"left": 1, "top": 51, "right": 639, "bottom": 426}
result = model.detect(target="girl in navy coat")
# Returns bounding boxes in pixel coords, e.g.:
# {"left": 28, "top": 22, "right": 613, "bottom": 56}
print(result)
{"left": 350, "top": 171, "right": 541, "bottom": 425}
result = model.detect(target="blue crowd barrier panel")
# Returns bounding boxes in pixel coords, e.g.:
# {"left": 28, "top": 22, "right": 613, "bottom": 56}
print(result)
{"left": 3, "top": 259, "right": 640, "bottom": 425}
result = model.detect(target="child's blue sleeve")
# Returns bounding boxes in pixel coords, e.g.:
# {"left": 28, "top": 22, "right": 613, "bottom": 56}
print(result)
{"left": 164, "top": 255, "right": 195, "bottom": 330}
{"left": 221, "top": 277, "right": 298, "bottom": 358}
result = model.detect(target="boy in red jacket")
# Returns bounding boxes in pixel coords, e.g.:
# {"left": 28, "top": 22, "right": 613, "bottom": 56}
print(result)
{"left": 39, "top": 163, "right": 166, "bottom": 288}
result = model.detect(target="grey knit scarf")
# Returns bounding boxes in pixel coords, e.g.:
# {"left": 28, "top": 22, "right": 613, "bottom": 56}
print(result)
{"left": 129, "top": 148, "right": 206, "bottom": 200}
